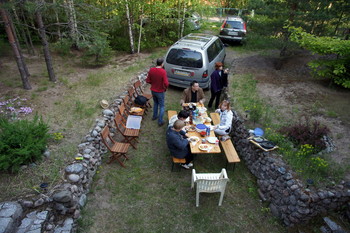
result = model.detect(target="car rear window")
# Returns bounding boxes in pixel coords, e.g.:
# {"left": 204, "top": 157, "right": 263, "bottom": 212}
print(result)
{"left": 166, "top": 49, "right": 203, "bottom": 68}
{"left": 225, "top": 21, "right": 244, "bottom": 29}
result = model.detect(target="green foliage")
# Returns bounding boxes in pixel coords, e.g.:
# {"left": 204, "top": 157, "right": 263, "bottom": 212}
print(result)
{"left": 0, "top": 115, "right": 50, "bottom": 173}
{"left": 78, "top": 34, "right": 113, "bottom": 66}
{"left": 52, "top": 38, "right": 73, "bottom": 56}
{"left": 288, "top": 27, "right": 350, "bottom": 88}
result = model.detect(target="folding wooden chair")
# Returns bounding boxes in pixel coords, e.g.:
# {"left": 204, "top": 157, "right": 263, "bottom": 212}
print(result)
{"left": 122, "top": 95, "right": 145, "bottom": 117}
{"left": 127, "top": 87, "right": 148, "bottom": 114}
{"left": 100, "top": 126, "right": 130, "bottom": 167}
{"left": 114, "top": 113, "right": 139, "bottom": 149}
{"left": 133, "top": 80, "right": 152, "bottom": 108}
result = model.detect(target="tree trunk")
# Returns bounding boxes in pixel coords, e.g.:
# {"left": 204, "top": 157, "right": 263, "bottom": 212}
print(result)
{"left": 7, "top": 10, "right": 31, "bottom": 77}
{"left": 65, "top": 0, "right": 78, "bottom": 46}
{"left": 12, "top": 7, "right": 32, "bottom": 55}
{"left": 125, "top": 0, "right": 134, "bottom": 54}
{"left": 137, "top": 6, "right": 143, "bottom": 54}
{"left": 20, "top": 6, "right": 36, "bottom": 55}
{"left": 0, "top": 8, "right": 31, "bottom": 90}
{"left": 180, "top": 4, "right": 186, "bottom": 38}
{"left": 35, "top": 4, "right": 56, "bottom": 82}
{"left": 53, "top": 0, "right": 62, "bottom": 39}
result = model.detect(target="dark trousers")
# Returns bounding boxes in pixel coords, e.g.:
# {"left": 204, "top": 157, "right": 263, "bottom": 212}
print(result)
{"left": 208, "top": 90, "right": 222, "bottom": 109}
{"left": 185, "top": 153, "right": 194, "bottom": 164}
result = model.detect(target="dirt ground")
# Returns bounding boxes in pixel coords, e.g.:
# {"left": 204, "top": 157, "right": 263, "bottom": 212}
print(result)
{"left": 225, "top": 48, "right": 350, "bottom": 179}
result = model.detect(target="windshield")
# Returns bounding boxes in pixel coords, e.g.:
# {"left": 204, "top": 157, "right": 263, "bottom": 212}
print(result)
{"left": 166, "top": 49, "right": 203, "bottom": 68}
{"left": 225, "top": 21, "right": 244, "bottom": 29}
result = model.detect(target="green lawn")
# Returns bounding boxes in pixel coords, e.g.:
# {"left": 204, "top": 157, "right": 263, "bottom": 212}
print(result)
{"left": 78, "top": 87, "right": 285, "bottom": 233}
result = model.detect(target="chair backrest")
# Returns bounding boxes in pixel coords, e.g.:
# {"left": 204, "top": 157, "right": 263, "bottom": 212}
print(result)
{"left": 118, "top": 103, "right": 129, "bottom": 120}
{"left": 114, "top": 113, "right": 127, "bottom": 134}
{"left": 133, "top": 80, "right": 143, "bottom": 96}
{"left": 101, "top": 126, "right": 116, "bottom": 152}
{"left": 193, "top": 169, "right": 229, "bottom": 193}
{"left": 122, "top": 95, "right": 132, "bottom": 109}
{"left": 127, "top": 87, "right": 136, "bottom": 99}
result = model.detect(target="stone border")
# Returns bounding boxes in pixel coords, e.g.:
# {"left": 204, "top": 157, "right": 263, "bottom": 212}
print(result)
{"left": 0, "top": 71, "right": 149, "bottom": 233}
{"left": 228, "top": 110, "right": 350, "bottom": 226}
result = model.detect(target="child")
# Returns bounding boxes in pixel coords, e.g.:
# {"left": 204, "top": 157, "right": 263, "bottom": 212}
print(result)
{"left": 214, "top": 100, "right": 233, "bottom": 141}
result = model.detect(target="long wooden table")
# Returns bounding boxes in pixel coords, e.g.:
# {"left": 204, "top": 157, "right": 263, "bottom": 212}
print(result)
{"left": 186, "top": 107, "right": 221, "bottom": 154}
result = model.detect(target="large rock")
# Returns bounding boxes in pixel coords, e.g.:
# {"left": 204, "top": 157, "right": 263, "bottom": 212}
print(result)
{"left": 65, "top": 163, "right": 83, "bottom": 174}
{"left": 53, "top": 191, "right": 72, "bottom": 203}
{"left": 0, "top": 202, "right": 23, "bottom": 233}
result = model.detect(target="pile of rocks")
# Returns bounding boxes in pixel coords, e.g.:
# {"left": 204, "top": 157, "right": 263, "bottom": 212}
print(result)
{"left": 229, "top": 111, "right": 350, "bottom": 227}
{"left": 0, "top": 72, "right": 148, "bottom": 233}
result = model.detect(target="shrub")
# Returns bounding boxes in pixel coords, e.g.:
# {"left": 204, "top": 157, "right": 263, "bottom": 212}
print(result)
{"left": 52, "top": 38, "right": 73, "bottom": 56}
{"left": 0, "top": 115, "right": 50, "bottom": 173}
{"left": 279, "top": 116, "right": 330, "bottom": 151}
{"left": 78, "top": 34, "right": 113, "bottom": 66}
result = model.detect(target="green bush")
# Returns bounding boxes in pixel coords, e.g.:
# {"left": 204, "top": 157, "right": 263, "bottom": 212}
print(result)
{"left": 78, "top": 34, "right": 113, "bottom": 66}
{"left": 52, "top": 38, "right": 73, "bottom": 56}
{"left": 0, "top": 115, "right": 50, "bottom": 173}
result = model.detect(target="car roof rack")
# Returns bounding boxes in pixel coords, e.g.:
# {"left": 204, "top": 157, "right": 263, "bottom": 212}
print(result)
{"left": 175, "top": 33, "right": 215, "bottom": 50}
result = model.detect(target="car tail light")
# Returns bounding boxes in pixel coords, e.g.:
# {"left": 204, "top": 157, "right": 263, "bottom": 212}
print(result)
{"left": 190, "top": 72, "right": 194, "bottom": 77}
{"left": 220, "top": 20, "right": 226, "bottom": 31}
{"left": 171, "top": 69, "right": 174, "bottom": 74}
{"left": 202, "top": 70, "right": 208, "bottom": 78}
{"left": 243, "top": 22, "right": 247, "bottom": 33}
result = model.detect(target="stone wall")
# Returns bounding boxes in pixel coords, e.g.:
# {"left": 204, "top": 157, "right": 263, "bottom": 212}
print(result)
{"left": 229, "top": 111, "right": 350, "bottom": 227}
{"left": 0, "top": 72, "right": 149, "bottom": 233}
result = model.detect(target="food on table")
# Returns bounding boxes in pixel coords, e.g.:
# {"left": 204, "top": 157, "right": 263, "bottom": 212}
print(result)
{"left": 198, "top": 144, "right": 209, "bottom": 150}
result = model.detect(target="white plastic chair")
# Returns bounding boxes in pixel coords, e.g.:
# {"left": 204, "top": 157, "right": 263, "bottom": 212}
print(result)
{"left": 191, "top": 168, "right": 229, "bottom": 207}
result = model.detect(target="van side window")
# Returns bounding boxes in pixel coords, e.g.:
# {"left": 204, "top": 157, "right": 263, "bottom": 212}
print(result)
{"left": 207, "top": 39, "right": 223, "bottom": 63}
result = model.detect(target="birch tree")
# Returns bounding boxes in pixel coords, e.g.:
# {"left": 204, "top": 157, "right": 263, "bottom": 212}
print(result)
{"left": 65, "top": 0, "right": 78, "bottom": 46}
{"left": 125, "top": 0, "right": 134, "bottom": 54}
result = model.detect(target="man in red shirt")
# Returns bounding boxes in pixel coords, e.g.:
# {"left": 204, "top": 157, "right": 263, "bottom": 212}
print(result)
{"left": 146, "top": 58, "right": 169, "bottom": 126}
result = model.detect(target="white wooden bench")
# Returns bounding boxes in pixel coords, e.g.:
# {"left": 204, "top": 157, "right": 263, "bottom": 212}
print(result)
{"left": 210, "top": 112, "right": 240, "bottom": 171}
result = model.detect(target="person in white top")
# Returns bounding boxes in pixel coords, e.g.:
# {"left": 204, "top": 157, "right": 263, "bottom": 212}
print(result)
{"left": 214, "top": 100, "right": 233, "bottom": 137}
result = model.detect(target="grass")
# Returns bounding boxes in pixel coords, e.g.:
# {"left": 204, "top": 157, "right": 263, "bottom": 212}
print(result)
{"left": 78, "top": 86, "right": 286, "bottom": 232}
{"left": 0, "top": 48, "right": 168, "bottom": 202}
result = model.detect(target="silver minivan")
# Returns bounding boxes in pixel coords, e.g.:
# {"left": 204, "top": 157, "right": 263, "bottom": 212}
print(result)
{"left": 164, "top": 33, "right": 226, "bottom": 89}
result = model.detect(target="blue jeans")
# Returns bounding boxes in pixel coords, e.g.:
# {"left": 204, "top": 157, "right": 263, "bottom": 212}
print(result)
{"left": 152, "top": 91, "right": 165, "bottom": 124}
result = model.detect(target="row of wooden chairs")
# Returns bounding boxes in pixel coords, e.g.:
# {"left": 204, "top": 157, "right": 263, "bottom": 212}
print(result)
{"left": 100, "top": 80, "right": 152, "bottom": 167}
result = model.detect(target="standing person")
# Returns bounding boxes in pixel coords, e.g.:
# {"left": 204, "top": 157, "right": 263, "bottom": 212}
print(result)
{"left": 146, "top": 58, "right": 169, "bottom": 126}
{"left": 180, "top": 81, "right": 206, "bottom": 106}
{"left": 166, "top": 120, "right": 194, "bottom": 169}
{"left": 214, "top": 100, "right": 233, "bottom": 141}
{"left": 208, "top": 62, "right": 228, "bottom": 109}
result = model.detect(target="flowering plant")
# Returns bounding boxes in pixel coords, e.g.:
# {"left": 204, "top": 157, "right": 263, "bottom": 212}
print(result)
{"left": 0, "top": 97, "right": 33, "bottom": 119}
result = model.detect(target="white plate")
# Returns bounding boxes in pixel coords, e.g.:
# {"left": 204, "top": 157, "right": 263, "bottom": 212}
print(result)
{"left": 207, "top": 137, "right": 218, "bottom": 144}
{"left": 198, "top": 144, "right": 210, "bottom": 151}
{"left": 189, "top": 136, "right": 199, "bottom": 143}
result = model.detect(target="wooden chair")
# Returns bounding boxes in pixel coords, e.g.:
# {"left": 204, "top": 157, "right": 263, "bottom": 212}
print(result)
{"left": 191, "top": 168, "right": 229, "bottom": 207}
{"left": 122, "top": 95, "right": 145, "bottom": 117}
{"left": 100, "top": 126, "right": 130, "bottom": 167}
{"left": 133, "top": 80, "right": 152, "bottom": 108}
{"left": 171, "top": 157, "right": 186, "bottom": 172}
{"left": 114, "top": 113, "right": 139, "bottom": 149}
{"left": 127, "top": 87, "right": 148, "bottom": 114}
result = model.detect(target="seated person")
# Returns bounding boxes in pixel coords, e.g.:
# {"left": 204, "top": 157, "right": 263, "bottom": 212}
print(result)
{"left": 214, "top": 100, "right": 233, "bottom": 140}
{"left": 168, "top": 110, "right": 190, "bottom": 128}
{"left": 180, "top": 81, "right": 205, "bottom": 107}
{"left": 166, "top": 120, "right": 194, "bottom": 169}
